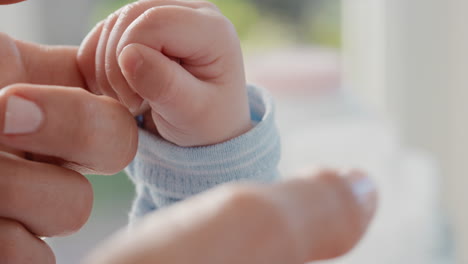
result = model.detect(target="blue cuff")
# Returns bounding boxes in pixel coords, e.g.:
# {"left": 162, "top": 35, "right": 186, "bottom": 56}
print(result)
{"left": 125, "top": 84, "right": 281, "bottom": 211}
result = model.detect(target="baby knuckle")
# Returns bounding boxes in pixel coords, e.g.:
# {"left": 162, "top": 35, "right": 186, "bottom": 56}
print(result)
{"left": 101, "top": 13, "right": 119, "bottom": 39}
{"left": 209, "top": 15, "right": 238, "bottom": 44}
{"left": 119, "top": 1, "right": 141, "bottom": 21}
{"left": 195, "top": 1, "right": 220, "bottom": 11}
{"left": 105, "top": 10, "right": 119, "bottom": 25}
{"left": 214, "top": 14, "right": 236, "bottom": 31}
{"left": 141, "top": 6, "right": 175, "bottom": 25}
{"left": 140, "top": 6, "right": 156, "bottom": 22}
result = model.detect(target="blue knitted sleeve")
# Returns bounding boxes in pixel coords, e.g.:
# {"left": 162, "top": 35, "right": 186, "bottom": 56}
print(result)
{"left": 125, "top": 85, "right": 281, "bottom": 223}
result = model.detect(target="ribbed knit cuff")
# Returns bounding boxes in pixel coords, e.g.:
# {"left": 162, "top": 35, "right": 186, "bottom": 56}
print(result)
{"left": 125, "top": 84, "right": 281, "bottom": 199}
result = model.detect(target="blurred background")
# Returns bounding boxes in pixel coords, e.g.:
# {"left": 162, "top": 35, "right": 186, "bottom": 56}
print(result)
{"left": 1, "top": 0, "right": 467, "bottom": 263}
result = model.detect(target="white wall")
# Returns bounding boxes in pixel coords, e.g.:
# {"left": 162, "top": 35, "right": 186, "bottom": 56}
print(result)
{"left": 0, "top": 0, "right": 43, "bottom": 42}
{"left": 37, "top": 0, "right": 95, "bottom": 45}
{"left": 343, "top": 0, "right": 468, "bottom": 262}
{"left": 0, "top": 0, "right": 95, "bottom": 45}
{"left": 446, "top": 0, "right": 468, "bottom": 262}
{"left": 342, "top": 0, "right": 387, "bottom": 115}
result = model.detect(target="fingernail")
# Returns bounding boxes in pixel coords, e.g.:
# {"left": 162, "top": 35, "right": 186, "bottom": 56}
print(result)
{"left": 4, "top": 95, "right": 44, "bottom": 135}
{"left": 119, "top": 45, "right": 143, "bottom": 80}
{"left": 345, "top": 170, "right": 377, "bottom": 218}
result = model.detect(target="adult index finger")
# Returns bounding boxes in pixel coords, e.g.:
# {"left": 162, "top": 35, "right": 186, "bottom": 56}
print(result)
{"left": 0, "top": 84, "right": 138, "bottom": 175}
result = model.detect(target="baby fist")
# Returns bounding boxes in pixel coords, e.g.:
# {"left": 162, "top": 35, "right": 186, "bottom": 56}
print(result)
{"left": 78, "top": 0, "right": 252, "bottom": 147}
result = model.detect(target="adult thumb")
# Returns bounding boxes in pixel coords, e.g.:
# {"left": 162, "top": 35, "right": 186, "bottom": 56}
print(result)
{"left": 270, "top": 170, "right": 378, "bottom": 262}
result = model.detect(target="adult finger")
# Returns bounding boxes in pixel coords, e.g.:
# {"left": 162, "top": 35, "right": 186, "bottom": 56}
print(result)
{"left": 0, "top": 84, "right": 138, "bottom": 175}
{"left": 266, "top": 170, "right": 378, "bottom": 262}
{"left": 0, "top": 218, "right": 55, "bottom": 264}
{"left": 0, "top": 151, "right": 93, "bottom": 237}
{"left": 83, "top": 170, "right": 377, "bottom": 264}
{"left": 6, "top": 35, "right": 86, "bottom": 88}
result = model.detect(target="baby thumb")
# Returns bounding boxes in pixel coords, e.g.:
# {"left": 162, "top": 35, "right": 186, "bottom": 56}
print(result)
{"left": 118, "top": 43, "right": 202, "bottom": 109}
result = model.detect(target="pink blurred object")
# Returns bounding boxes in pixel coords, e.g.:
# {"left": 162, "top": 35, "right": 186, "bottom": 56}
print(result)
{"left": 245, "top": 47, "right": 341, "bottom": 96}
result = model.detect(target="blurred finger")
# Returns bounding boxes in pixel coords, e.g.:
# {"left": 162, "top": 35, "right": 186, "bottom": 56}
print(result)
{"left": 267, "top": 170, "right": 377, "bottom": 262}
{"left": 0, "top": 218, "right": 55, "bottom": 264}
{"left": 0, "top": 151, "right": 93, "bottom": 237}
{"left": 0, "top": 84, "right": 138, "bottom": 175}
{"left": 84, "top": 170, "right": 377, "bottom": 264}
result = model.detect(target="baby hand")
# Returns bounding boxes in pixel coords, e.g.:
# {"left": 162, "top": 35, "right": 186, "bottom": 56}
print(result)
{"left": 77, "top": 0, "right": 252, "bottom": 147}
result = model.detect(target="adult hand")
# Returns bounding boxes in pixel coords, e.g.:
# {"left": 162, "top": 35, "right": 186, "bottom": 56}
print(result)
{"left": 0, "top": 84, "right": 139, "bottom": 264}
{"left": 0, "top": 30, "right": 138, "bottom": 175}
{"left": 84, "top": 170, "right": 378, "bottom": 264}
{"left": 0, "top": 30, "right": 139, "bottom": 264}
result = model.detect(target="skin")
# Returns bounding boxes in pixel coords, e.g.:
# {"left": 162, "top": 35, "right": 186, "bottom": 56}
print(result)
{"left": 0, "top": 5, "right": 139, "bottom": 263}
{"left": 0, "top": 0, "right": 379, "bottom": 263}
{"left": 77, "top": 0, "right": 252, "bottom": 147}
{"left": 84, "top": 170, "right": 377, "bottom": 264}
{"left": 0, "top": 77, "right": 138, "bottom": 264}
